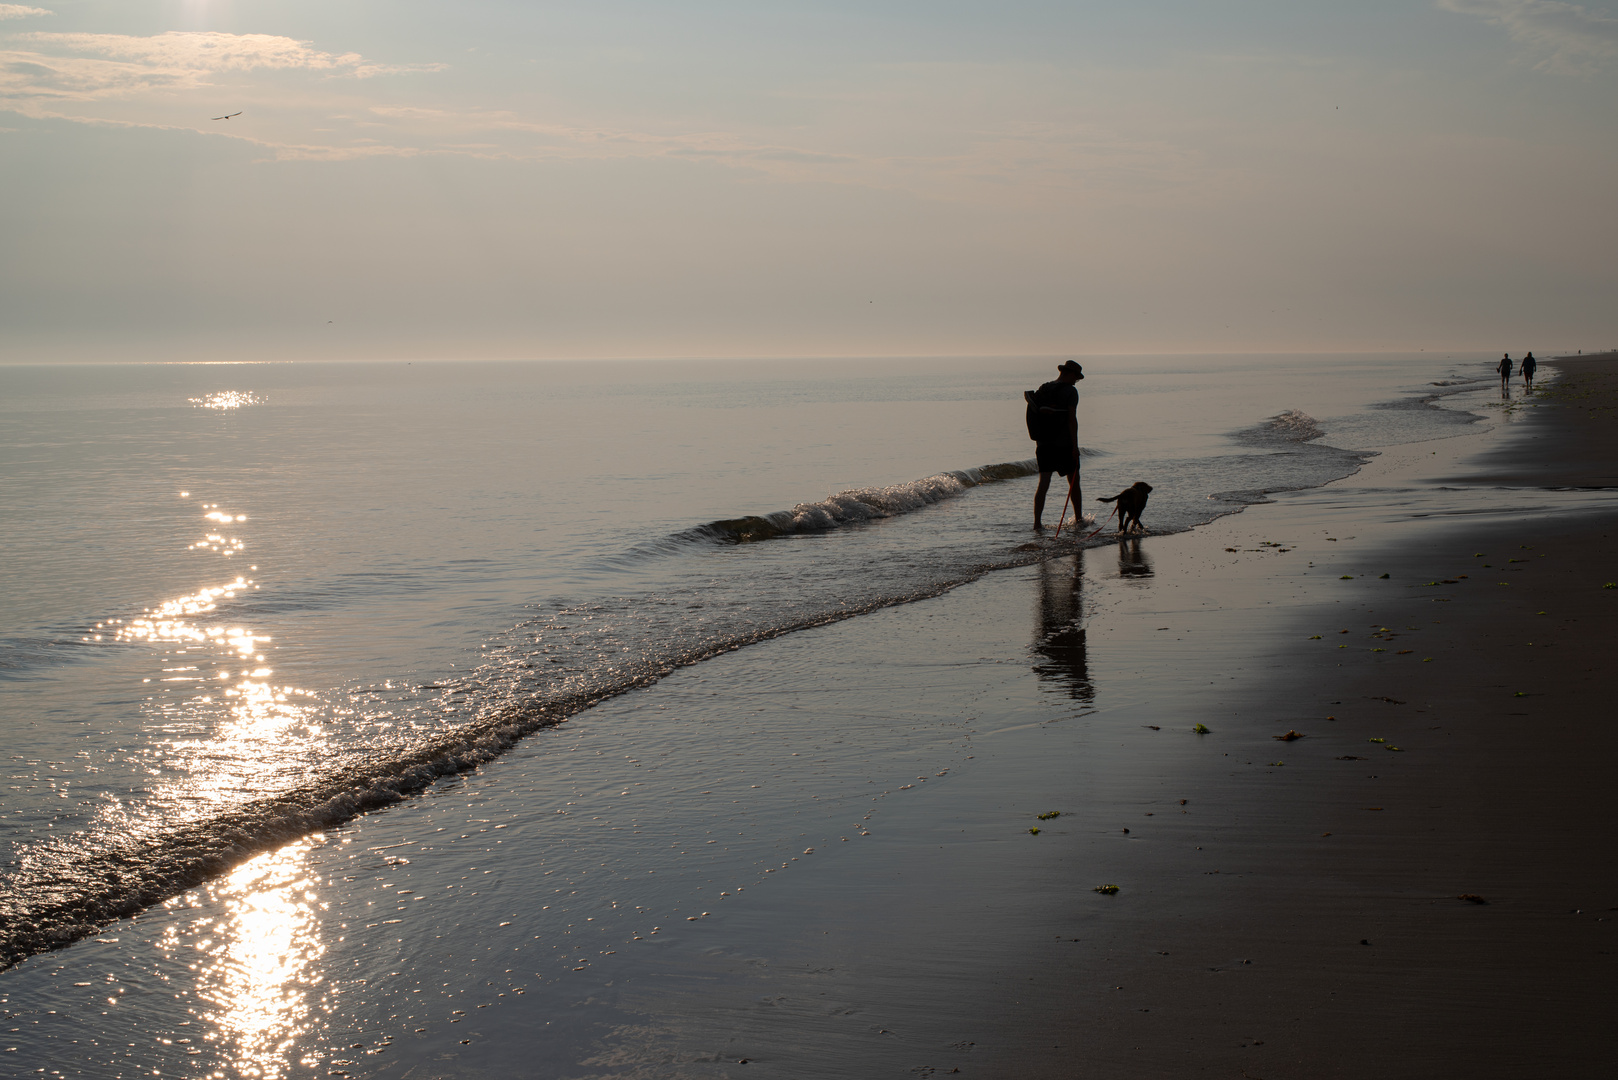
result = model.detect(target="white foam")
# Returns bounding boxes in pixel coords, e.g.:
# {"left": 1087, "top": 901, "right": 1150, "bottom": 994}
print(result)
{"left": 1267, "top": 409, "right": 1324, "bottom": 442}
{"left": 774, "top": 472, "right": 970, "bottom": 533}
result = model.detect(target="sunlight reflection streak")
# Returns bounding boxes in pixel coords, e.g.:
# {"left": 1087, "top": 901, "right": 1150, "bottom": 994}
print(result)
{"left": 160, "top": 839, "right": 328, "bottom": 1079}
{"left": 189, "top": 391, "right": 263, "bottom": 410}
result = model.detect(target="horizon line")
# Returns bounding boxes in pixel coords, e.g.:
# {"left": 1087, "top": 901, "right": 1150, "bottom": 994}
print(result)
{"left": 0, "top": 348, "right": 1546, "bottom": 368}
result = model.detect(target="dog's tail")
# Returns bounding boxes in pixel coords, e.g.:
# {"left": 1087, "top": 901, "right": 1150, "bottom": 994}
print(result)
{"left": 1097, "top": 494, "right": 1119, "bottom": 504}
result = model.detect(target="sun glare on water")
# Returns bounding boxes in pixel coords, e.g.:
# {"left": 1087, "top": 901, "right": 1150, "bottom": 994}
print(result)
{"left": 63, "top": 486, "right": 356, "bottom": 1071}
{"left": 186, "top": 504, "right": 249, "bottom": 553}
{"left": 83, "top": 491, "right": 330, "bottom": 825}
{"left": 158, "top": 839, "right": 330, "bottom": 1079}
{"left": 189, "top": 391, "right": 263, "bottom": 410}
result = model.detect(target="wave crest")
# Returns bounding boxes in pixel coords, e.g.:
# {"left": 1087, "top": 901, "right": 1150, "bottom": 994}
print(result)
{"left": 685, "top": 459, "right": 1049, "bottom": 545}
{"left": 1263, "top": 409, "right": 1325, "bottom": 442}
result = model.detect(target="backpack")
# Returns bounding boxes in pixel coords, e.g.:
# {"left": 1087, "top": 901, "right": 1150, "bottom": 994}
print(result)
{"left": 1024, "top": 390, "right": 1040, "bottom": 440}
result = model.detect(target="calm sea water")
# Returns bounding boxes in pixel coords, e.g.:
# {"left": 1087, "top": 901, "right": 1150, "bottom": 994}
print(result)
{"left": 0, "top": 353, "right": 1502, "bottom": 1075}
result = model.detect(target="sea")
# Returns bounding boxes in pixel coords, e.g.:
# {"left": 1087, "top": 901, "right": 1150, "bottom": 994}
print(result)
{"left": 0, "top": 353, "right": 1510, "bottom": 1076}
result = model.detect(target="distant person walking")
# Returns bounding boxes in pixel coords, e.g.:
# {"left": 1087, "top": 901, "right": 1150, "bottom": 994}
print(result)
{"left": 1496, "top": 353, "right": 1513, "bottom": 388}
{"left": 1522, "top": 352, "right": 1537, "bottom": 388}
{"left": 1028, "top": 360, "right": 1083, "bottom": 530}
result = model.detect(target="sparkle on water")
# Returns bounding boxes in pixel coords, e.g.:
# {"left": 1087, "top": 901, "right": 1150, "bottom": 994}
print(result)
{"left": 157, "top": 838, "right": 329, "bottom": 1080}
{"left": 193, "top": 504, "right": 248, "bottom": 553}
{"left": 89, "top": 493, "right": 331, "bottom": 824}
{"left": 188, "top": 391, "right": 263, "bottom": 410}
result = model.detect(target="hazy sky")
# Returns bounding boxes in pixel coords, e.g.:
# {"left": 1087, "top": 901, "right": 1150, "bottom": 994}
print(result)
{"left": 3, "top": 0, "right": 1616, "bottom": 361}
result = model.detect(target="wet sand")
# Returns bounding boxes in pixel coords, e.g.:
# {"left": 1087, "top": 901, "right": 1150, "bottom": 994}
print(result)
{"left": 467, "top": 359, "right": 1618, "bottom": 1079}
{"left": 974, "top": 355, "right": 1618, "bottom": 1078}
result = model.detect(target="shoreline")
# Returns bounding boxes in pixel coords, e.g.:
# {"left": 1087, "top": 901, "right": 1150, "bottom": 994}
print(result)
{"left": 534, "top": 357, "right": 1618, "bottom": 1077}
{"left": 1463, "top": 355, "right": 1618, "bottom": 487}
{"left": 4, "top": 356, "right": 1613, "bottom": 1078}
{"left": 959, "top": 356, "right": 1618, "bottom": 1076}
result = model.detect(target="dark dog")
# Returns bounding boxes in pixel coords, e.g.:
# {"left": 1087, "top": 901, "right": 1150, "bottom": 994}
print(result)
{"left": 1097, "top": 481, "right": 1153, "bottom": 533}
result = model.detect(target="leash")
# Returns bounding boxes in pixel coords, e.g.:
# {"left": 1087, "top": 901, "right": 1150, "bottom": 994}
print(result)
{"left": 1079, "top": 503, "right": 1119, "bottom": 540}
{"left": 1051, "top": 482, "right": 1074, "bottom": 539}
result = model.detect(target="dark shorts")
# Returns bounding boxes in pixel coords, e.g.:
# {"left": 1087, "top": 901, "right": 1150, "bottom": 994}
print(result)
{"left": 1036, "top": 442, "right": 1077, "bottom": 477}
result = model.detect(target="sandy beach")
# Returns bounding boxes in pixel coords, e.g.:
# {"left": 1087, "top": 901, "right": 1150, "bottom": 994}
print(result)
{"left": 380, "top": 358, "right": 1618, "bottom": 1079}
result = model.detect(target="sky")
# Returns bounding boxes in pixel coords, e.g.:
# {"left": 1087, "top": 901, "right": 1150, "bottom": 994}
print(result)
{"left": 2, "top": 0, "right": 1616, "bottom": 362}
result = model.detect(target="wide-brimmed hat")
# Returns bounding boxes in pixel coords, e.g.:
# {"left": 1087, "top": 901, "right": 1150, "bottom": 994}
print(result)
{"left": 1058, "top": 359, "right": 1084, "bottom": 378}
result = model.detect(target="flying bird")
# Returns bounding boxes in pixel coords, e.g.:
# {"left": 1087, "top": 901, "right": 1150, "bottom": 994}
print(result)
{"left": 212, "top": 112, "right": 242, "bottom": 121}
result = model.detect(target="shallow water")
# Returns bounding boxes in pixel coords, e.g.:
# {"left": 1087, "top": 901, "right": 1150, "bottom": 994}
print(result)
{"left": 0, "top": 352, "right": 1516, "bottom": 1074}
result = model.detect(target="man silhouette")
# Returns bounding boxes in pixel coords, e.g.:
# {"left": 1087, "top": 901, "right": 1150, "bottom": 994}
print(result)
{"left": 1029, "top": 360, "right": 1083, "bottom": 530}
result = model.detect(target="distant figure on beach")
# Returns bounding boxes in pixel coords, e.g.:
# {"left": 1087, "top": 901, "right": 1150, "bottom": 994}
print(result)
{"left": 1522, "top": 352, "right": 1537, "bottom": 388}
{"left": 1496, "top": 353, "right": 1514, "bottom": 387}
{"left": 1028, "top": 360, "right": 1083, "bottom": 530}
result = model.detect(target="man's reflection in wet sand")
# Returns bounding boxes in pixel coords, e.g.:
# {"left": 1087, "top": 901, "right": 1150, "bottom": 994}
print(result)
{"left": 1033, "top": 551, "right": 1094, "bottom": 701}
{"left": 1117, "top": 537, "right": 1153, "bottom": 579}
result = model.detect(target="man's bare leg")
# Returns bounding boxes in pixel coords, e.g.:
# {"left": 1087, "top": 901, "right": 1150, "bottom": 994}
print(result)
{"left": 1034, "top": 471, "right": 1053, "bottom": 529}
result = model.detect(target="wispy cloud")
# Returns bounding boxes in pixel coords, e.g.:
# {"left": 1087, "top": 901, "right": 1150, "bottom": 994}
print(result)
{"left": 0, "top": 30, "right": 440, "bottom": 101}
{"left": 0, "top": 5, "right": 51, "bottom": 19}
{"left": 0, "top": 29, "right": 1197, "bottom": 199}
{"left": 366, "top": 103, "right": 857, "bottom": 167}
{"left": 359, "top": 95, "right": 1192, "bottom": 200}
{"left": 1439, "top": 0, "right": 1618, "bottom": 72}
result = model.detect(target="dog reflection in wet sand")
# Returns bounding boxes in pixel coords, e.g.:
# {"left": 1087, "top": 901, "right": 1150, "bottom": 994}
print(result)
{"left": 1097, "top": 481, "right": 1152, "bottom": 533}
{"left": 1117, "top": 537, "right": 1153, "bottom": 578}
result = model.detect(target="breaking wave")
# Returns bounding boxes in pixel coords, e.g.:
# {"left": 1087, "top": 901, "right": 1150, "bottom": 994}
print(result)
{"left": 1253, "top": 409, "right": 1325, "bottom": 444}
{"left": 683, "top": 460, "right": 1036, "bottom": 544}
{"left": 661, "top": 456, "right": 1096, "bottom": 547}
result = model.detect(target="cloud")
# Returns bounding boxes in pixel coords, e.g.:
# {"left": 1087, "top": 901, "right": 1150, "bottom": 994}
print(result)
{"left": 0, "top": 31, "right": 439, "bottom": 101}
{"left": 365, "top": 103, "right": 844, "bottom": 168}
{"left": 0, "top": 5, "right": 51, "bottom": 19}
{"left": 1, "top": 34, "right": 1194, "bottom": 201}
{"left": 1439, "top": 0, "right": 1618, "bottom": 71}
{"left": 354, "top": 74, "right": 1198, "bottom": 199}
